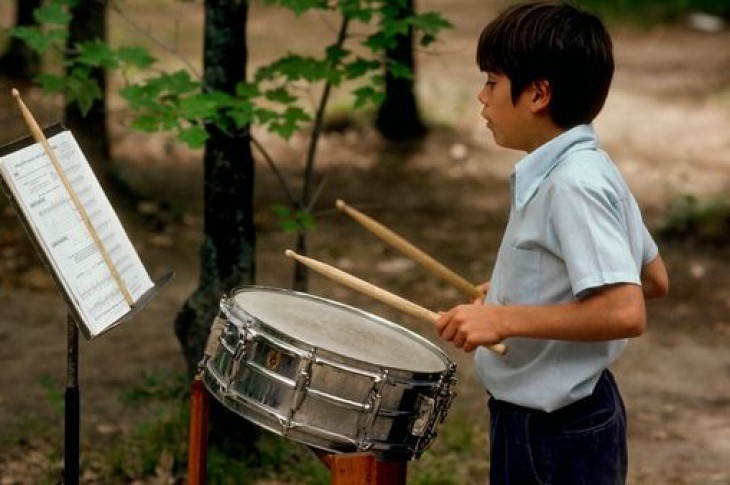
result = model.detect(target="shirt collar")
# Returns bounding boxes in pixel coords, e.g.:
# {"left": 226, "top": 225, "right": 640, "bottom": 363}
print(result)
{"left": 512, "top": 124, "right": 598, "bottom": 210}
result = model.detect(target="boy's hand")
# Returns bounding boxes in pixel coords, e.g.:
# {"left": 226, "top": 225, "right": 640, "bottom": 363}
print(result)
{"left": 436, "top": 302, "right": 504, "bottom": 352}
{"left": 473, "top": 281, "right": 491, "bottom": 303}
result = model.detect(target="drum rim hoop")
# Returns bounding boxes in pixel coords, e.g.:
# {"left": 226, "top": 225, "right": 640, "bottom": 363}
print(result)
{"left": 222, "top": 285, "right": 453, "bottom": 373}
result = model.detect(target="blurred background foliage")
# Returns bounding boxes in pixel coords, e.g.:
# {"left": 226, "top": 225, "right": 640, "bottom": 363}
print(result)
{"left": 573, "top": 0, "right": 730, "bottom": 24}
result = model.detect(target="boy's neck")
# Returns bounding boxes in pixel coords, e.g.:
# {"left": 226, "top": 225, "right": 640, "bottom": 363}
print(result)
{"left": 523, "top": 120, "right": 567, "bottom": 153}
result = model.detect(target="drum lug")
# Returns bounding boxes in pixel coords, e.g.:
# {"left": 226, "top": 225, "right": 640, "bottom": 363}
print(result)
{"left": 226, "top": 319, "right": 255, "bottom": 390}
{"left": 197, "top": 316, "right": 226, "bottom": 375}
{"left": 411, "top": 395, "right": 436, "bottom": 438}
{"left": 356, "top": 371, "right": 387, "bottom": 450}
{"left": 436, "top": 364, "right": 458, "bottom": 424}
{"left": 411, "top": 363, "right": 458, "bottom": 457}
{"left": 286, "top": 347, "right": 315, "bottom": 431}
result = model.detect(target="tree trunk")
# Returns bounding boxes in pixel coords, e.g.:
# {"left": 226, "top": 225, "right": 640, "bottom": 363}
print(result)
{"left": 375, "top": 0, "right": 427, "bottom": 141}
{"left": 0, "top": 0, "right": 42, "bottom": 80}
{"left": 64, "top": 0, "right": 111, "bottom": 188}
{"left": 174, "top": 0, "right": 260, "bottom": 456}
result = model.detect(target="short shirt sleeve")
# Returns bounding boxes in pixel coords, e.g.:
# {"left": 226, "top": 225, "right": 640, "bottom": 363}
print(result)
{"left": 642, "top": 224, "right": 659, "bottom": 264}
{"left": 550, "top": 181, "right": 642, "bottom": 297}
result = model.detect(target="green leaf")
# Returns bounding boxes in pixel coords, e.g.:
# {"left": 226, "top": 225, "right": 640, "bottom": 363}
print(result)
{"left": 338, "top": 0, "right": 372, "bottom": 22}
{"left": 162, "top": 70, "right": 200, "bottom": 94}
{"left": 420, "top": 33, "right": 436, "bottom": 48}
{"left": 254, "top": 107, "right": 280, "bottom": 124}
{"left": 12, "top": 26, "right": 65, "bottom": 52}
{"left": 75, "top": 39, "right": 119, "bottom": 69}
{"left": 325, "top": 45, "right": 349, "bottom": 65}
{"left": 410, "top": 11, "right": 453, "bottom": 34}
{"left": 179, "top": 95, "right": 219, "bottom": 120}
{"left": 178, "top": 125, "right": 208, "bottom": 149}
{"left": 235, "top": 82, "right": 260, "bottom": 98}
{"left": 265, "top": 106, "right": 310, "bottom": 139}
{"left": 379, "top": 21, "right": 409, "bottom": 41}
{"left": 261, "top": 0, "right": 328, "bottom": 16}
{"left": 130, "top": 114, "right": 161, "bottom": 133}
{"left": 281, "top": 219, "right": 299, "bottom": 232}
{"left": 35, "top": 74, "right": 66, "bottom": 94}
{"left": 264, "top": 87, "right": 298, "bottom": 104}
{"left": 66, "top": 68, "right": 103, "bottom": 115}
{"left": 343, "top": 57, "right": 381, "bottom": 79}
{"left": 362, "top": 31, "right": 393, "bottom": 52}
{"left": 295, "top": 210, "right": 315, "bottom": 231}
{"left": 270, "top": 205, "right": 314, "bottom": 233}
{"left": 256, "top": 54, "right": 328, "bottom": 83}
{"left": 271, "top": 204, "right": 298, "bottom": 233}
{"left": 352, "top": 85, "right": 384, "bottom": 109}
{"left": 271, "top": 204, "right": 291, "bottom": 219}
{"left": 119, "top": 84, "right": 158, "bottom": 109}
{"left": 386, "top": 60, "right": 412, "bottom": 80}
{"left": 160, "top": 112, "right": 181, "bottom": 131}
{"left": 117, "top": 46, "right": 156, "bottom": 69}
{"left": 73, "top": 91, "right": 95, "bottom": 117}
{"left": 34, "top": 1, "right": 73, "bottom": 25}
{"left": 228, "top": 99, "right": 255, "bottom": 128}
{"left": 202, "top": 90, "right": 234, "bottom": 106}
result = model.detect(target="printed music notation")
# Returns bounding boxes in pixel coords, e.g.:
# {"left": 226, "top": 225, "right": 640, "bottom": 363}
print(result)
{"left": 0, "top": 130, "right": 153, "bottom": 338}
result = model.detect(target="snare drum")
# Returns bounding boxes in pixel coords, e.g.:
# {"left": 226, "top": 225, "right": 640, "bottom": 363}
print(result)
{"left": 201, "top": 286, "right": 456, "bottom": 460}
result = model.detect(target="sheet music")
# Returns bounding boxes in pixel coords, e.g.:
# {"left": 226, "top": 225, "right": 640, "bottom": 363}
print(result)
{"left": 0, "top": 130, "right": 153, "bottom": 337}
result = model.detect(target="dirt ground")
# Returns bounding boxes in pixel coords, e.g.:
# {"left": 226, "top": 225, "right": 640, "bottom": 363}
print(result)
{"left": 1, "top": 1, "right": 730, "bottom": 484}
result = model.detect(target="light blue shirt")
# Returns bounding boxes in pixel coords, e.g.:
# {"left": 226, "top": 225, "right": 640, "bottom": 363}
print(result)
{"left": 474, "top": 124, "right": 658, "bottom": 412}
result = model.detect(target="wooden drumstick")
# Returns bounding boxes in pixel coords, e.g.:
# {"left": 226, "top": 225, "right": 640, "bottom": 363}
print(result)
{"left": 336, "top": 199, "right": 483, "bottom": 300}
{"left": 285, "top": 250, "right": 507, "bottom": 356}
{"left": 11, "top": 88, "right": 134, "bottom": 306}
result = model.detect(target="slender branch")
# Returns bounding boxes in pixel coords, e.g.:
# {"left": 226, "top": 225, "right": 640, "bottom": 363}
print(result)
{"left": 307, "top": 167, "right": 332, "bottom": 212}
{"left": 250, "top": 133, "right": 297, "bottom": 207}
{"left": 300, "top": 13, "right": 350, "bottom": 209}
{"left": 108, "top": 0, "right": 202, "bottom": 79}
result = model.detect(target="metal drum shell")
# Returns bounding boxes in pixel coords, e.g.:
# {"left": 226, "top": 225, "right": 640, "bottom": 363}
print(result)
{"left": 202, "top": 286, "right": 457, "bottom": 460}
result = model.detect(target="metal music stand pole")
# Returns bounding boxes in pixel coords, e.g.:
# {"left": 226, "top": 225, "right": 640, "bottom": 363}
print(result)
{"left": 65, "top": 313, "right": 80, "bottom": 485}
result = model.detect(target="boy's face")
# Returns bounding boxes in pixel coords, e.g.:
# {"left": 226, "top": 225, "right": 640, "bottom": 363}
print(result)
{"left": 478, "top": 72, "right": 536, "bottom": 152}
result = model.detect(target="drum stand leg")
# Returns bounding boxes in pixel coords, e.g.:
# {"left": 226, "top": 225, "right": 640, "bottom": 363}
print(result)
{"left": 314, "top": 450, "right": 408, "bottom": 485}
{"left": 187, "top": 376, "right": 210, "bottom": 485}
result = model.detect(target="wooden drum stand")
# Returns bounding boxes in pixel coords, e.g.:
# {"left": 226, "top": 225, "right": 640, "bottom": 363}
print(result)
{"left": 186, "top": 378, "right": 408, "bottom": 485}
{"left": 313, "top": 450, "right": 407, "bottom": 485}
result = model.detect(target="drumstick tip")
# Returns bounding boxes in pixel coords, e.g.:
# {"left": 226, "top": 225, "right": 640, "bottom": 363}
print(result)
{"left": 11, "top": 88, "right": 20, "bottom": 98}
{"left": 493, "top": 343, "right": 508, "bottom": 356}
{"left": 284, "top": 249, "right": 296, "bottom": 258}
{"left": 335, "top": 199, "right": 346, "bottom": 211}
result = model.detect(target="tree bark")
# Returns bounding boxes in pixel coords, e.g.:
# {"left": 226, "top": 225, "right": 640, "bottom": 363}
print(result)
{"left": 375, "top": 0, "right": 427, "bottom": 141}
{"left": 0, "top": 0, "right": 42, "bottom": 80}
{"left": 64, "top": 0, "right": 111, "bottom": 188}
{"left": 174, "top": 0, "right": 260, "bottom": 456}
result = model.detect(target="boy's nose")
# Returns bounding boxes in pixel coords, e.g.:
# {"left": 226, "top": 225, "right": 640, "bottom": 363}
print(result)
{"left": 478, "top": 87, "right": 489, "bottom": 105}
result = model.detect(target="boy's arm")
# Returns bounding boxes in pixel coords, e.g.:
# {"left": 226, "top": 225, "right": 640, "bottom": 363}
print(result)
{"left": 436, "top": 282, "right": 645, "bottom": 352}
{"left": 641, "top": 254, "right": 669, "bottom": 299}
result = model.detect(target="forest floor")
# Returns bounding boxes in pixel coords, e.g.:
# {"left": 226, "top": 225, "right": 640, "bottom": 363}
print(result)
{"left": 1, "top": 1, "right": 729, "bottom": 484}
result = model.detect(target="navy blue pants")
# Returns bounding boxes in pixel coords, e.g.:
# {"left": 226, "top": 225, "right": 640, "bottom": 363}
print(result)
{"left": 488, "top": 370, "right": 627, "bottom": 485}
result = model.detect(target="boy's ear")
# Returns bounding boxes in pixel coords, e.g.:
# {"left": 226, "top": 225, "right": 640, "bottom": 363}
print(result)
{"left": 530, "top": 79, "right": 551, "bottom": 112}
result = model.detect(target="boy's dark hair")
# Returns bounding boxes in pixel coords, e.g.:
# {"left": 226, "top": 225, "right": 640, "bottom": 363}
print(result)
{"left": 477, "top": 1, "right": 614, "bottom": 128}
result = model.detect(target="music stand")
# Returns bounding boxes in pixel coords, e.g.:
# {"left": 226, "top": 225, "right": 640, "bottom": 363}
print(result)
{"left": 63, "top": 272, "right": 173, "bottom": 484}
{"left": 1, "top": 117, "right": 174, "bottom": 484}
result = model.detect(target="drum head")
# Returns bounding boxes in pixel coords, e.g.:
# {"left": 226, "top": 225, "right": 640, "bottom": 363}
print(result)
{"left": 226, "top": 287, "right": 447, "bottom": 373}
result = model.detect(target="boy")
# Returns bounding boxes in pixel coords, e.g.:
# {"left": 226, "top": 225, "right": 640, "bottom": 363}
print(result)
{"left": 435, "top": 2, "right": 669, "bottom": 484}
